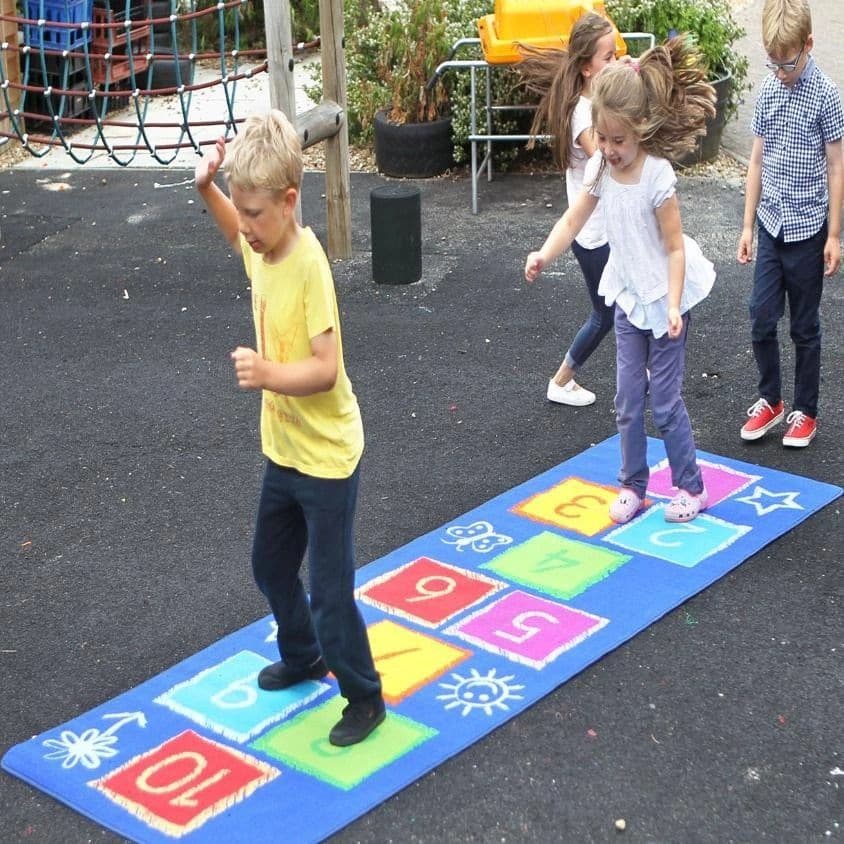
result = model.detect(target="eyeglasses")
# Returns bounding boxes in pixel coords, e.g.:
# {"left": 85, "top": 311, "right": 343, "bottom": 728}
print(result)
{"left": 765, "top": 46, "right": 804, "bottom": 73}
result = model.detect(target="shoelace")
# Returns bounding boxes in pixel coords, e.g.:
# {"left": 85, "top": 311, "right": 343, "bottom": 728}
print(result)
{"left": 747, "top": 398, "right": 772, "bottom": 418}
{"left": 785, "top": 410, "right": 807, "bottom": 427}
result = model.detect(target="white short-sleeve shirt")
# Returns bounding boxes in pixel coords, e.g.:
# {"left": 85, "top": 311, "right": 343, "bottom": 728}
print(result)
{"left": 564, "top": 96, "right": 607, "bottom": 250}
{"left": 586, "top": 152, "right": 715, "bottom": 337}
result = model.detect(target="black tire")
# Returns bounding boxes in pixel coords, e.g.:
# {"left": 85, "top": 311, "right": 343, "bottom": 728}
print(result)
{"left": 373, "top": 110, "right": 454, "bottom": 179}
{"left": 149, "top": 53, "right": 195, "bottom": 90}
{"left": 147, "top": 0, "right": 175, "bottom": 36}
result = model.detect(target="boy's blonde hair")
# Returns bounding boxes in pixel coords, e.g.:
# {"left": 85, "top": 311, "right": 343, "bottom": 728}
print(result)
{"left": 224, "top": 109, "right": 303, "bottom": 194}
{"left": 762, "top": 0, "right": 812, "bottom": 56}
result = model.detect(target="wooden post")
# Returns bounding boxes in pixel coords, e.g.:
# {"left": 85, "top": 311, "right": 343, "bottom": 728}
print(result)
{"left": 263, "top": 0, "right": 301, "bottom": 220}
{"left": 263, "top": 0, "right": 296, "bottom": 119}
{"left": 317, "top": 0, "right": 352, "bottom": 259}
{"left": 0, "top": 0, "right": 22, "bottom": 146}
{"left": 264, "top": 0, "right": 352, "bottom": 260}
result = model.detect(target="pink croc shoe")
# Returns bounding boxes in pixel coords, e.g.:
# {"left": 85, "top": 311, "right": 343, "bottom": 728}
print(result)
{"left": 664, "top": 487, "right": 708, "bottom": 523}
{"left": 609, "top": 488, "right": 643, "bottom": 524}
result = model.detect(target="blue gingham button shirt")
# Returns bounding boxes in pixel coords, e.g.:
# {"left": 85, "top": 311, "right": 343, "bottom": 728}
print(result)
{"left": 752, "top": 56, "right": 844, "bottom": 242}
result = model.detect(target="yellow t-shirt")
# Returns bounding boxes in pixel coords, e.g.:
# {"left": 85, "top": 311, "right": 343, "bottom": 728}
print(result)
{"left": 240, "top": 227, "right": 363, "bottom": 479}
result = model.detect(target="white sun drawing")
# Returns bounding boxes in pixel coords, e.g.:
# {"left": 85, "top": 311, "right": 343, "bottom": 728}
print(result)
{"left": 437, "top": 668, "right": 525, "bottom": 716}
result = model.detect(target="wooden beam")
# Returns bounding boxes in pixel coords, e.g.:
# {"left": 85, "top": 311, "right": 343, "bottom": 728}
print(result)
{"left": 317, "top": 0, "right": 352, "bottom": 259}
{"left": 297, "top": 100, "right": 343, "bottom": 149}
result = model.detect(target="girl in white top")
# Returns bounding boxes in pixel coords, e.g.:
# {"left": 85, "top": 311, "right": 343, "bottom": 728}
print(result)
{"left": 525, "top": 38, "right": 717, "bottom": 524}
{"left": 520, "top": 13, "right": 619, "bottom": 407}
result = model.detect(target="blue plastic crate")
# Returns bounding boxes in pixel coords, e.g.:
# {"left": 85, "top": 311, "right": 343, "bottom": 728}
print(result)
{"left": 24, "top": 0, "right": 94, "bottom": 51}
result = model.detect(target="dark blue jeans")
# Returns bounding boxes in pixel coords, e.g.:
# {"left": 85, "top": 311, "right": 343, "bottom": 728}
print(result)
{"left": 750, "top": 222, "right": 826, "bottom": 417}
{"left": 565, "top": 240, "right": 614, "bottom": 370}
{"left": 251, "top": 460, "right": 381, "bottom": 703}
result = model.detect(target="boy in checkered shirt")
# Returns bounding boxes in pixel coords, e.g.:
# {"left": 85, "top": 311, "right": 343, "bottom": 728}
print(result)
{"left": 737, "top": 0, "right": 843, "bottom": 448}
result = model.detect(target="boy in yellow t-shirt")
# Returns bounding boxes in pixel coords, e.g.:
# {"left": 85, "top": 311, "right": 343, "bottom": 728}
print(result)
{"left": 195, "top": 110, "right": 384, "bottom": 746}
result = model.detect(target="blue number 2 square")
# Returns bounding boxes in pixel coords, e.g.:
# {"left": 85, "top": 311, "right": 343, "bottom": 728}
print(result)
{"left": 602, "top": 506, "right": 751, "bottom": 567}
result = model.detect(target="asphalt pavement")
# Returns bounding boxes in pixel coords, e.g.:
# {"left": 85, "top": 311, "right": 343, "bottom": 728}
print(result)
{"left": 1, "top": 0, "right": 843, "bottom": 841}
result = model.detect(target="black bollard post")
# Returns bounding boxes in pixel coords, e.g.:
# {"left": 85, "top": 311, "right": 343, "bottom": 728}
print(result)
{"left": 370, "top": 184, "right": 422, "bottom": 285}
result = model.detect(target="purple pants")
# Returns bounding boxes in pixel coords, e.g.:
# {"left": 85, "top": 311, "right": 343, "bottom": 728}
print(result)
{"left": 614, "top": 308, "right": 703, "bottom": 499}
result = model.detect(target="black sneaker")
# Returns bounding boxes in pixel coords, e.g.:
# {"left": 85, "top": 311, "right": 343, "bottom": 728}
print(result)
{"left": 328, "top": 696, "right": 386, "bottom": 746}
{"left": 257, "top": 657, "right": 329, "bottom": 691}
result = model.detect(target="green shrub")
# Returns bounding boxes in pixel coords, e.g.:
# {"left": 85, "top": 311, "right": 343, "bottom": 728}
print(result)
{"left": 190, "top": 0, "right": 341, "bottom": 52}
{"left": 344, "top": 0, "right": 454, "bottom": 134}
{"left": 192, "top": 0, "right": 266, "bottom": 52}
{"left": 291, "top": 0, "right": 320, "bottom": 42}
{"left": 337, "top": 0, "right": 531, "bottom": 165}
{"left": 606, "top": 0, "right": 750, "bottom": 121}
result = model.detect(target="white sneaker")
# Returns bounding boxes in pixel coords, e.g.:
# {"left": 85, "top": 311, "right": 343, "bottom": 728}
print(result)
{"left": 546, "top": 378, "right": 596, "bottom": 406}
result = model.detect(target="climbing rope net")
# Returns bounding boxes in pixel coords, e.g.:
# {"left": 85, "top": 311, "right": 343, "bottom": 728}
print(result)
{"left": 0, "top": 0, "right": 274, "bottom": 164}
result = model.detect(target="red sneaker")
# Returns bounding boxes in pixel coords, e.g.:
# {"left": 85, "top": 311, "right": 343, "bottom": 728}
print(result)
{"left": 740, "top": 398, "right": 784, "bottom": 441}
{"left": 782, "top": 411, "right": 816, "bottom": 448}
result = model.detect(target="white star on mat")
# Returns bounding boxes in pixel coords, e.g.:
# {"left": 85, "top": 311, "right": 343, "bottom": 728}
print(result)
{"left": 734, "top": 486, "right": 804, "bottom": 516}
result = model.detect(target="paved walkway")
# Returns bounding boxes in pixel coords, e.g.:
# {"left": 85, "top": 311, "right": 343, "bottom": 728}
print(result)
{"left": 722, "top": 0, "right": 843, "bottom": 163}
{"left": 11, "top": 54, "right": 317, "bottom": 170}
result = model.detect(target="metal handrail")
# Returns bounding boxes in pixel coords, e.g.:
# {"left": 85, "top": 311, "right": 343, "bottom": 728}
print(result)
{"left": 428, "top": 33, "right": 656, "bottom": 213}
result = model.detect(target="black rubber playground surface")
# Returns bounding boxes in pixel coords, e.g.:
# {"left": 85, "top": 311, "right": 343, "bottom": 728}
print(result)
{"left": 1, "top": 165, "right": 841, "bottom": 842}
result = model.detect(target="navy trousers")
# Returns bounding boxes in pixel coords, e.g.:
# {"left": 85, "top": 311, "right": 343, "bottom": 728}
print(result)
{"left": 251, "top": 460, "right": 381, "bottom": 703}
{"left": 750, "top": 222, "right": 826, "bottom": 418}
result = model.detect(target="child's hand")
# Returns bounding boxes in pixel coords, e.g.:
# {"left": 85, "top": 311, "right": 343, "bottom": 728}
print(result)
{"left": 824, "top": 236, "right": 841, "bottom": 277}
{"left": 667, "top": 307, "right": 682, "bottom": 339}
{"left": 737, "top": 228, "right": 754, "bottom": 264}
{"left": 525, "top": 252, "right": 546, "bottom": 283}
{"left": 195, "top": 136, "right": 227, "bottom": 190}
{"left": 231, "top": 346, "right": 265, "bottom": 390}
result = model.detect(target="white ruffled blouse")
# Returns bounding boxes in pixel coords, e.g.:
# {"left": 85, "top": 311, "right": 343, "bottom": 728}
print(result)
{"left": 586, "top": 152, "right": 715, "bottom": 338}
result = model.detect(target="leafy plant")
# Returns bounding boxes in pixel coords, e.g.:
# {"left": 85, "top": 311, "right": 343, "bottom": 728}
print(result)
{"left": 337, "top": 0, "right": 530, "bottom": 166}
{"left": 192, "top": 0, "right": 266, "bottom": 52}
{"left": 606, "top": 0, "right": 749, "bottom": 121}
{"left": 344, "top": 0, "right": 454, "bottom": 133}
{"left": 191, "top": 0, "right": 349, "bottom": 52}
{"left": 442, "top": 0, "right": 528, "bottom": 166}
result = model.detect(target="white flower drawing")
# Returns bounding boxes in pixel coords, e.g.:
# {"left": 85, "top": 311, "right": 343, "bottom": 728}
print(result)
{"left": 41, "top": 712, "right": 147, "bottom": 770}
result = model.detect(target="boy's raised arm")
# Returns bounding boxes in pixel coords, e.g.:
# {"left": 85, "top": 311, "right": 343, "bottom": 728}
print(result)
{"left": 195, "top": 137, "right": 241, "bottom": 252}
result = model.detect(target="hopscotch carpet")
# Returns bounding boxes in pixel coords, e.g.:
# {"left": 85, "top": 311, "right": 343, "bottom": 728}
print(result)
{"left": 3, "top": 435, "right": 841, "bottom": 842}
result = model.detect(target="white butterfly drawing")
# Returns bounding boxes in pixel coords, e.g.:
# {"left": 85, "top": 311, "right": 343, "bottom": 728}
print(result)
{"left": 442, "top": 520, "right": 513, "bottom": 553}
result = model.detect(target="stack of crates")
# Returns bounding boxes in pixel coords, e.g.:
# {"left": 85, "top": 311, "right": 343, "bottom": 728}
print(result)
{"left": 23, "top": 52, "right": 91, "bottom": 130}
{"left": 90, "top": 0, "right": 150, "bottom": 86}
{"left": 22, "top": 0, "right": 93, "bottom": 128}
{"left": 23, "top": 0, "right": 93, "bottom": 51}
